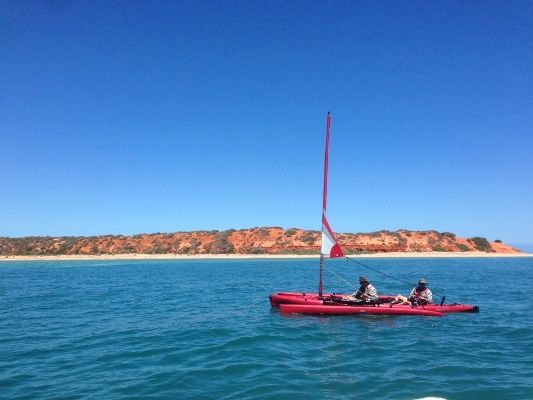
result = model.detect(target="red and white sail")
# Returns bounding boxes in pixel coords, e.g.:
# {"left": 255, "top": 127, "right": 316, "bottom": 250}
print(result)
{"left": 320, "top": 112, "right": 344, "bottom": 259}
{"left": 321, "top": 214, "right": 344, "bottom": 258}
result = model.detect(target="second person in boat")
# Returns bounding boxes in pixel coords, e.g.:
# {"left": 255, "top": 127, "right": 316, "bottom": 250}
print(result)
{"left": 390, "top": 278, "right": 433, "bottom": 305}
{"left": 342, "top": 276, "right": 378, "bottom": 304}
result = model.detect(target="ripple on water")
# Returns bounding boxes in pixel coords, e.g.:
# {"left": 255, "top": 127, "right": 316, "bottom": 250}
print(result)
{"left": 1, "top": 258, "right": 533, "bottom": 399}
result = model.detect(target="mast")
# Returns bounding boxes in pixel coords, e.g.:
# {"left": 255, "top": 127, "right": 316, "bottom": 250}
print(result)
{"left": 319, "top": 112, "right": 344, "bottom": 298}
{"left": 319, "top": 112, "right": 331, "bottom": 298}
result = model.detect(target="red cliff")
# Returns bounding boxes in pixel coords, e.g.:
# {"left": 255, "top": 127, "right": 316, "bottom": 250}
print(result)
{"left": 0, "top": 228, "right": 520, "bottom": 256}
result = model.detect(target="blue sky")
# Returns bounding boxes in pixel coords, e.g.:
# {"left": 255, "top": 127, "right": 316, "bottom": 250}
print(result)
{"left": 1, "top": 1, "right": 532, "bottom": 248}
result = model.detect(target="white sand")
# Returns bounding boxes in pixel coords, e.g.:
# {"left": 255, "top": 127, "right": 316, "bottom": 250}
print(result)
{"left": 1, "top": 252, "right": 531, "bottom": 262}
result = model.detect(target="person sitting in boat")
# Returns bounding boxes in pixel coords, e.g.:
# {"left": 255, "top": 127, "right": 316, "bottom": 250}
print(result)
{"left": 341, "top": 276, "right": 378, "bottom": 304}
{"left": 391, "top": 278, "right": 433, "bottom": 305}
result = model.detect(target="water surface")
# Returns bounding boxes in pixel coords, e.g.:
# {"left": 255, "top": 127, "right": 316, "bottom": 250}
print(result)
{"left": 1, "top": 257, "right": 532, "bottom": 399}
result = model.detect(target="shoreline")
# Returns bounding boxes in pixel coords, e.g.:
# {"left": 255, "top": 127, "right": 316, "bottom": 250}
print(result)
{"left": 1, "top": 252, "right": 531, "bottom": 262}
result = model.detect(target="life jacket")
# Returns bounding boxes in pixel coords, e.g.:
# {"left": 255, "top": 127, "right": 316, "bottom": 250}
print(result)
{"left": 353, "top": 283, "right": 378, "bottom": 301}
{"left": 409, "top": 286, "right": 432, "bottom": 304}
{"left": 363, "top": 283, "right": 378, "bottom": 301}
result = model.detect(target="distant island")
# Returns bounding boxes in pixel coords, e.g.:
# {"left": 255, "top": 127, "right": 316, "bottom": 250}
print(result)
{"left": 0, "top": 228, "right": 520, "bottom": 256}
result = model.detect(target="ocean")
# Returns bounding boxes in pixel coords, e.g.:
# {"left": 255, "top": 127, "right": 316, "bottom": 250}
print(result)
{"left": 1, "top": 257, "right": 532, "bottom": 399}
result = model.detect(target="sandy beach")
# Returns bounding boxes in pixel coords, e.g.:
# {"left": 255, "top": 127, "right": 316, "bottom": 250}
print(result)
{"left": 1, "top": 252, "right": 531, "bottom": 262}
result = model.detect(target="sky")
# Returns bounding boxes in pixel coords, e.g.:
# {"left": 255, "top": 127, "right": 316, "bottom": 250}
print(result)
{"left": 1, "top": 1, "right": 532, "bottom": 248}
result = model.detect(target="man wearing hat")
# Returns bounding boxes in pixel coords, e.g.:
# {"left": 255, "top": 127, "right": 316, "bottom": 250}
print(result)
{"left": 341, "top": 276, "right": 379, "bottom": 303}
{"left": 391, "top": 278, "right": 433, "bottom": 305}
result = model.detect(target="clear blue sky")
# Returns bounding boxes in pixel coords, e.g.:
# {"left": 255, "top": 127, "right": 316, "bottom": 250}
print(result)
{"left": 1, "top": 1, "right": 532, "bottom": 248}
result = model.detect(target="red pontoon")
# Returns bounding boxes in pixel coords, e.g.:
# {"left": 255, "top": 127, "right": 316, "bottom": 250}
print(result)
{"left": 269, "top": 292, "right": 479, "bottom": 313}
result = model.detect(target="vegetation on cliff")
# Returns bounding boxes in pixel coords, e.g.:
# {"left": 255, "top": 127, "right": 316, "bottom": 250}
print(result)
{"left": 0, "top": 228, "right": 519, "bottom": 256}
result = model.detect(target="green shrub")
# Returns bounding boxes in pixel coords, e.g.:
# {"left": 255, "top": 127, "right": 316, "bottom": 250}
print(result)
{"left": 468, "top": 237, "right": 492, "bottom": 252}
{"left": 243, "top": 246, "right": 265, "bottom": 254}
{"left": 458, "top": 244, "right": 469, "bottom": 252}
{"left": 301, "top": 232, "right": 317, "bottom": 244}
{"left": 431, "top": 245, "right": 447, "bottom": 252}
{"left": 206, "top": 234, "right": 235, "bottom": 254}
{"left": 277, "top": 248, "right": 318, "bottom": 255}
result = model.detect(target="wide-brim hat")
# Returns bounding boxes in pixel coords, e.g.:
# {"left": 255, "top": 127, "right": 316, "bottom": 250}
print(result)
{"left": 418, "top": 278, "right": 428, "bottom": 284}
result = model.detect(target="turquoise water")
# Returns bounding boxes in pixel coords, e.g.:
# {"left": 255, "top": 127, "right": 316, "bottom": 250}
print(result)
{"left": 1, "top": 257, "right": 532, "bottom": 399}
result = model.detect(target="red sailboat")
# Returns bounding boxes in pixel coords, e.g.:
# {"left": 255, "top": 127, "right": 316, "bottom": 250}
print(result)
{"left": 269, "top": 113, "right": 478, "bottom": 317}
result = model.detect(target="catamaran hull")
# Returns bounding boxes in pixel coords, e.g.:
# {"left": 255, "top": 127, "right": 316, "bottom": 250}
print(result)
{"left": 270, "top": 292, "right": 479, "bottom": 313}
{"left": 270, "top": 292, "right": 398, "bottom": 307}
{"left": 269, "top": 292, "right": 335, "bottom": 307}
{"left": 279, "top": 303, "right": 444, "bottom": 317}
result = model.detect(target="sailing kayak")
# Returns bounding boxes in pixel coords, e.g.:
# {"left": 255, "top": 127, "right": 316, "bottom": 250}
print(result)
{"left": 270, "top": 292, "right": 389, "bottom": 306}
{"left": 269, "top": 115, "right": 478, "bottom": 318}
{"left": 279, "top": 303, "right": 444, "bottom": 317}
{"left": 270, "top": 292, "right": 479, "bottom": 313}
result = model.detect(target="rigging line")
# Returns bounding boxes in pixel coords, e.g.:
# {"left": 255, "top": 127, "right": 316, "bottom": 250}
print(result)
{"left": 322, "top": 264, "right": 359, "bottom": 291}
{"left": 345, "top": 256, "right": 415, "bottom": 286}
{"left": 345, "top": 256, "right": 447, "bottom": 300}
